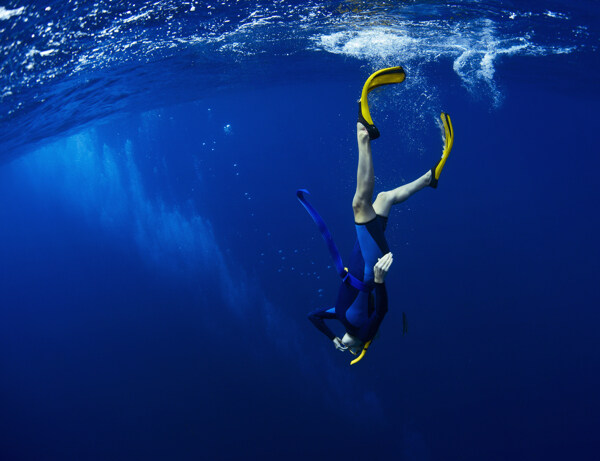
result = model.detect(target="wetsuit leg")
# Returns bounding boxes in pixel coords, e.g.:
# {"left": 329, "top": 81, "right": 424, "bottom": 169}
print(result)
{"left": 344, "top": 291, "right": 371, "bottom": 330}
{"left": 355, "top": 215, "right": 389, "bottom": 283}
{"left": 336, "top": 216, "right": 389, "bottom": 334}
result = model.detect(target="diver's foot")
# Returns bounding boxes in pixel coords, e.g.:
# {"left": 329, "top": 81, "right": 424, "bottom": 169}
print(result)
{"left": 428, "top": 167, "right": 438, "bottom": 188}
{"left": 357, "top": 99, "right": 368, "bottom": 130}
{"left": 357, "top": 99, "right": 380, "bottom": 140}
{"left": 423, "top": 170, "right": 433, "bottom": 186}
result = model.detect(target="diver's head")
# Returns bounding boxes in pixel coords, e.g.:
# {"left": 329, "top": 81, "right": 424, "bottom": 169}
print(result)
{"left": 342, "top": 332, "right": 364, "bottom": 355}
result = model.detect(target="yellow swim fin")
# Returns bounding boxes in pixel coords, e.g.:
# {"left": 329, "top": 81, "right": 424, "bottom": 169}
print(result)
{"left": 430, "top": 112, "right": 454, "bottom": 188}
{"left": 358, "top": 66, "right": 406, "bottom": 140}
{"left": 350, "top": 340, "right": 372, "bottom": 365}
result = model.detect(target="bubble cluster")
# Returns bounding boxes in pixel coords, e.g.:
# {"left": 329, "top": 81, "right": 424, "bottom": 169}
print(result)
{"left": 315, "top": 10, "right": 580, "bottom": 106}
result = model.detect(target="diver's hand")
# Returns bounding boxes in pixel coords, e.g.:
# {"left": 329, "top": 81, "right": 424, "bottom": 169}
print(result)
{"left": 333, "top": 337, "right": 348, "bottom": 351}
{"left": 374, "top": 252, "right": 393, "bottom": 284}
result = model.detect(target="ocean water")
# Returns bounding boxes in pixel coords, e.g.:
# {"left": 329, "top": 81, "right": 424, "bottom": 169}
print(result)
{"left": 1, "top": 1, "right": 599, "bottom": 460}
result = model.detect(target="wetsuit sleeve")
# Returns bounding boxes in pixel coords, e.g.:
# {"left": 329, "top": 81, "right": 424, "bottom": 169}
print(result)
{"left": 307, "top": 307, "right": 337, "bottom": 341}
{"left": 361, "top": 282, "right": 388, "bottom": 342}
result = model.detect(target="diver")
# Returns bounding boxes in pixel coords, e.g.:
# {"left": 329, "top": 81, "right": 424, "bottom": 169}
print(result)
{"left": 304, "top": 67, "right": 454, "bottom": 363}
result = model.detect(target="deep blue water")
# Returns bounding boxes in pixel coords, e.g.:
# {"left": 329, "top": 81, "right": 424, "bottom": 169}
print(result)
{"left": 1, "top": 1, "right": 599, "bottom": 460}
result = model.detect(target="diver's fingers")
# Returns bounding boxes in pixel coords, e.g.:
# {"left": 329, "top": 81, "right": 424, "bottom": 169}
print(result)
{"left": 376, "top": 253, "right": 393, "bottom": 272}
{"left": 376, "top": 252, "right": 392, "bottom": 268}
{"left": 335, "top": 337, "right": 348, "bottom": 351}
{"left": 384, "top": 252, "right": 393, "bottom": 265}
{"left": 381, "top": 256, "right": 393, "bottom": 272}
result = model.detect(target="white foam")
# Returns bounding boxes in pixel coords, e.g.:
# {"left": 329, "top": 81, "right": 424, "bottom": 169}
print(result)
{"left": 39, "top": 49, "right": 57, "bottom": 57}
{"left": 123, "top": 10, "right": 151, "bottom": 24}
{"left": 0, "top": 6, "right": 25, "bottom": 20}
{"left": 544, "top": 10, "right": 568, "bottom": 20}
{"left": 315, "top": 17, "right": 577, "bottom": 107}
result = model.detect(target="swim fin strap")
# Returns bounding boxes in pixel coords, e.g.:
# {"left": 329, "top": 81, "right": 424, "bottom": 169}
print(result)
{"left": 430, "top": 112, "right": 454, "bottom": 189}
{"left": 359, "top": 66, "right": 406, "bottom": 140}
{"left": 350, "top": 340, "right": 372, "bottom": 365}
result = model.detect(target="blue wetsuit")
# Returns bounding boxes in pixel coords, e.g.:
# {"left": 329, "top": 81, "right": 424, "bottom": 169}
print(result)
{"left": 308, "top": 215, "right": 390, "bottom": 343}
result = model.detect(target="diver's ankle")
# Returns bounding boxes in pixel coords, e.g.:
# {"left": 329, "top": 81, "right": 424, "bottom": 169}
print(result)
{"left": 424, "top": 170, "right": 432, "bottom": 186}
{"left": 357, "top": 123, "right": 370, "bottom": 143}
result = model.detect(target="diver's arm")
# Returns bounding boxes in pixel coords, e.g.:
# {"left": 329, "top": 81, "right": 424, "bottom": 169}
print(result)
{"left": 361, "top": 282, "right": 388, "bottom": 341}
{"left": 374, "top": 282, "right": 388, "bottom": 317}
{"left": 360, "top": 253, "right": 392, "bottom": 341}
{"left": 307, "top": 307, "right": 337, "bottom": 341}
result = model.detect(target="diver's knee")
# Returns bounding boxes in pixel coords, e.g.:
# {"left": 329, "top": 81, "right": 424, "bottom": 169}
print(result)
{"left": 375, "top": 191, "right": 390, "bottom": 206}
{"left": 373, "top": 191, "right": 392, "bottom": 211}
{"left": 352, "top": 195, "right": 368, "bottom": 214}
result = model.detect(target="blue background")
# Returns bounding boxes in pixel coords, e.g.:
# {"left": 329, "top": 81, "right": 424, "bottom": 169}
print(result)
{"left": 1, "top": 1, "right": 599, "bottom": 460}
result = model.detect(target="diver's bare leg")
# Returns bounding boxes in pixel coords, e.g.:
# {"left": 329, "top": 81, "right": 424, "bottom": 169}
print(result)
{"left": 353, "top": 123, "right": 377, "bottom": 223}
{"left": 372, "top": 170, "right": 432, "bottom": 218}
